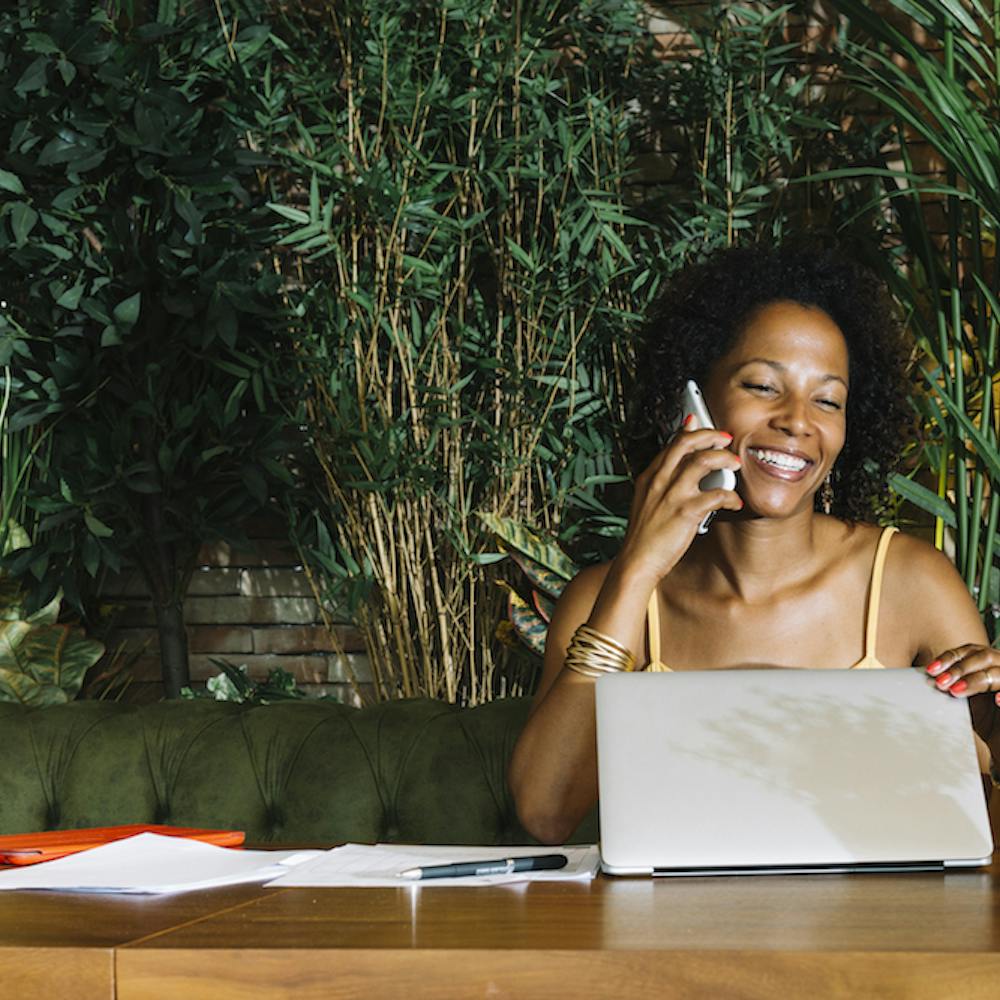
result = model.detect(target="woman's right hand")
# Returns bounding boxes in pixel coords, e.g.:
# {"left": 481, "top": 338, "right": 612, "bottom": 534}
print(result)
{"left": 616, "top": 420, "right": 743, "bottom": 583}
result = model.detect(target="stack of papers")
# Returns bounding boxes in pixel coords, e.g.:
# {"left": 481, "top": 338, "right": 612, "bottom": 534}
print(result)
{"left": 265, "top": 843, "right": 601, "bottom": 887}
{"left": 0, "top": 833, "right": 599, "bottom": 893}
{"left": 0, "top": 833, "right": 320, "bottom": 894}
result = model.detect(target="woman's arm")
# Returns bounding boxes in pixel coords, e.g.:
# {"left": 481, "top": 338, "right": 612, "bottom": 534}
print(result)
{"left": 508, "top": 426, "right": 743, "bottom": 844}
{"left": 891, "top": 536, "right": 998, "bottom": 767}
{"left": 506, "top": 559, "right": 657, "bottom": 845}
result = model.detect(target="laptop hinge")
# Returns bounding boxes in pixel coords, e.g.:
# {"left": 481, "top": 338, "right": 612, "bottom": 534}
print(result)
{"left": 649, "top": 860, "right": 946, "bottom": 877}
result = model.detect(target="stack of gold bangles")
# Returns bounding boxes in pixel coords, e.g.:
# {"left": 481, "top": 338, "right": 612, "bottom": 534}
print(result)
{"left": 564, "top": 624, "right": 636, "bottom": 677}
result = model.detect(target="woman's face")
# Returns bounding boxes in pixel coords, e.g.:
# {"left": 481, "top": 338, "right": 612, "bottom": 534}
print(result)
{"left": 704, "top": 300, "right": 849, "bottom": 521}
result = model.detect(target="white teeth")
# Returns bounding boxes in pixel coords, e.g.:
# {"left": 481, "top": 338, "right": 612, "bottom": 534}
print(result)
{"left": 749, "top": 448, "right": 809, "bottom": 472}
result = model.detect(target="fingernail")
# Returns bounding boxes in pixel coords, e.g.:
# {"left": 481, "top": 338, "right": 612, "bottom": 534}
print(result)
{"left": 936, "top": 673, "right": 955, "bottom": 688}
{"left": 995, "top": 692, "right": 1000, "bottom": 706}
{"left": 925, "top": 660, "right": 945, "bottom": 676}
{"left": 683, "top": 414, "right": 694, "bottom": 428}
{"left": 721, "top": 432, "right": 733, "bottom": 442}
{"left": 950, "top": 679, "right": 968, "bottom": 695}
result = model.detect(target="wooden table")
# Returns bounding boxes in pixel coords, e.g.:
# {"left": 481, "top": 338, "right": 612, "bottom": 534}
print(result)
{"left": 4, "top": 850, "right": 1000, "bottom": 1000}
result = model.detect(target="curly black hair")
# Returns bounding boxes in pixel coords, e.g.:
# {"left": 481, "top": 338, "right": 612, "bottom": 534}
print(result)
{"left": 626, "top": 240, "right": 913, "bottom": 522}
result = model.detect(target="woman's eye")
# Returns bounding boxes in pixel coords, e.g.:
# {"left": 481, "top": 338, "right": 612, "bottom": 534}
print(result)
{"left": 742, "top": 382, "right": 775, "bottom": 394}
{"left": 816, "top": 398, "right": 843, "bottom": 411}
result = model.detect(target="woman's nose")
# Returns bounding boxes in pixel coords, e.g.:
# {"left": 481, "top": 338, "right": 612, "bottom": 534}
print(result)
{"left": 770, "top": 397, "right": 812, "bottom": 436}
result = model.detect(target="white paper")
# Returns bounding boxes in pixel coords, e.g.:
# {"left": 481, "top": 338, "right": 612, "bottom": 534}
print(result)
{"left": 264, "top": 842, "right": 601, "bottom": 888}
{"left": 0, "top": 832, "right": 321, "bottom": 894}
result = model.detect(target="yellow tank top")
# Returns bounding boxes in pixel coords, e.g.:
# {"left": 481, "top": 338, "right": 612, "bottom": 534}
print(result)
{"left": 645, "top": 526, "right": 898, "bottom": 672}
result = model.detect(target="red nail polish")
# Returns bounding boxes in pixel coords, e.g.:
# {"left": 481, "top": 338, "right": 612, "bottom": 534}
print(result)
{"left": 683, "top": 414, "right": 694, "bottom": 428}
{"left": 721, "top": 432, "right": 733, "bottom": 442}
{"left": 936, "top": 674, "right": 954, "bottom": 688}
{"left": 995, "top": 692, "right": 1000, "bottom": 706}
{"left": 925, "top": 660, "right": 943, "bottom": 675}
{"left": 950, "top": 679, "right": 968, "bottom": 695}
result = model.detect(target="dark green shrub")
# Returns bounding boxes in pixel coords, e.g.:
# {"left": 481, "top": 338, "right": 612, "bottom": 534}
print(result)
{"left": 0, "top": 2, "right": 292, "bottom": 696}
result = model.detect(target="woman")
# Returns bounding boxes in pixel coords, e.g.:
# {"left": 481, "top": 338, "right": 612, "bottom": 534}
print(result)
{"left": 508, "top": 242, "right": 1000, "bottom": 846}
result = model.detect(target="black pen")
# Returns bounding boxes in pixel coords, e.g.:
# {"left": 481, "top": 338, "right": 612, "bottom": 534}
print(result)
{"left": 397, "top": 853, "right": 568, "bottom": 880}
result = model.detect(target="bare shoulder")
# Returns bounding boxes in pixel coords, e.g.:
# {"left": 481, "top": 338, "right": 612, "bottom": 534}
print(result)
{"left": 882, "top": 528, "right": 966, "bottom": 596}
{"left": 879, "top": 528, "right": 987, "bottom": 657}
{"left": 823, "top": 518, "right": 952, "bottom": 582}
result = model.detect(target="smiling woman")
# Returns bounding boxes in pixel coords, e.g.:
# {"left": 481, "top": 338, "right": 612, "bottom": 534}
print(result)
{"left": 705, "top": 301, "right": 849, "bottom": 521}
{"left": 628, "top": 242, "right": 911, "bottom": 523}
{"left": 507, "top": 241, "right": 1000, "bottom": 846}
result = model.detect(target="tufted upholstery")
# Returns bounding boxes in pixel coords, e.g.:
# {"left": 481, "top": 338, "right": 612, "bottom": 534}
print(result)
{"left": 0, "top": 697, "right": 598, "bottom": 845}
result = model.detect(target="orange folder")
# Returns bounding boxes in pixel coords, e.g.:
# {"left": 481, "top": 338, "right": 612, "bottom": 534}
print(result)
{"left": 0, "top": 825, "right": 246, "bottom": 865}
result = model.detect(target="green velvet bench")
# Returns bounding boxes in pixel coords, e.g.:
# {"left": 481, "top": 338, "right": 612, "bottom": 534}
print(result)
{"left": 0, "top": 698, "right": 597, "bottom": 845}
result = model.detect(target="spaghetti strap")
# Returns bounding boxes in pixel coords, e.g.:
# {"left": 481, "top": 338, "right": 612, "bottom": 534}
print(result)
{"left": 863, "top": 526, "right": 898, "bottom": 662}
{"left": 647, "top": 590, "right": 661, "bottom": 666}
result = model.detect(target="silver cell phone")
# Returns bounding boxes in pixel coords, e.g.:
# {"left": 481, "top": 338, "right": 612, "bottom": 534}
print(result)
{"left": 675, "top": 379, "right": 738, "bottom": 534}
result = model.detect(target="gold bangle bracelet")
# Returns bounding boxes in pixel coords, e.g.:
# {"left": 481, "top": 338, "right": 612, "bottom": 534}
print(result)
{"left": 563, "top": 623, "right": 636, "bottom": 678}
{"left": 575, "top": 624, "right": 633, "bottom": 659}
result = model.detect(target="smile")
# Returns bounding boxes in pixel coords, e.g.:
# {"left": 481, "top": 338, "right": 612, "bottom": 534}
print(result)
{"left": 747, "top": 447, "right": 811, "bottom": 474}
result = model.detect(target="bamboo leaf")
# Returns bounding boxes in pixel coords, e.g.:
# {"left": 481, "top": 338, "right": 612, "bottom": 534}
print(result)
{"left": 504, "top": 238, "right": 536, "bottom": 272}
{"left": 267, "top": 202, "right": 310, "bottom": 224}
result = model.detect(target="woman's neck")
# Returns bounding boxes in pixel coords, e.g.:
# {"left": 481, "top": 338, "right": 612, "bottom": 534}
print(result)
{"left": 683, "top": 508, "right": 833, "bottom": 604}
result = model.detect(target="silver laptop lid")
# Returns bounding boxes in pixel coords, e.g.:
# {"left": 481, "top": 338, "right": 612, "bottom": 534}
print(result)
{"left": 595, "top": 669, "right": 993, "bottom": 874}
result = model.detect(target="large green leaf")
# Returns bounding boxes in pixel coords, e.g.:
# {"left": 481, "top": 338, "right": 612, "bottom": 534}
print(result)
{"left": 510, "top": 552, "right": 570, "bottom": 600}
{"left": 0, "top": 618, "right": 104, "bottom": 706}
{"left": 505, "top": 587, "right": 548, "bottom": 658}
{"left": 532, "top": 590, "right": 556, "bottom": 623}
{"left": 478, "top": 513, "right": 579, "bottom": 582}
{"left": 0, "top": 577, "right": 27, "bottom": 622}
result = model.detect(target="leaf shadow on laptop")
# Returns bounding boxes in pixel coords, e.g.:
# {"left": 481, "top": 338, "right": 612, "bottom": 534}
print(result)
{"left": 656, "top": 684, "right": 984, "bottom": 861}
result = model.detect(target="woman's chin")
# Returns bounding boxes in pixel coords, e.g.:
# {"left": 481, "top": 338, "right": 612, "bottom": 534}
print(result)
{"left": 736, "top": 489, "right": 817, "bottom": 522}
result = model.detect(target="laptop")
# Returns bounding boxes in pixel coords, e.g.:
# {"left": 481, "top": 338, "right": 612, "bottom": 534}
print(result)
{"left": 595, "top": 669, "right": 994, "bottom": 876}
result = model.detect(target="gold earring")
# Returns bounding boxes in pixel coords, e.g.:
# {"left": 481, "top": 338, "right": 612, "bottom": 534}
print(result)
{"left": 821, "top": 473, "right": 834, "bottom": 515}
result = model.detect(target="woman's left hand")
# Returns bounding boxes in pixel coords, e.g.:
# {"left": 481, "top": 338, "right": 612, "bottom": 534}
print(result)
{"left": 926, "top": 646, "right": 1000, "bottom": 705}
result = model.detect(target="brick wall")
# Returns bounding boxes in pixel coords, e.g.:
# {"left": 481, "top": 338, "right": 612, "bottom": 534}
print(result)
{"left": 98, "top": 518, "right": 371, "bottom": 703}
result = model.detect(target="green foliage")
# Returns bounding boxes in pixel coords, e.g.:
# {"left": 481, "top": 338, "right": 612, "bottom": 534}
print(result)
{"left": 826, "top": 0, "right": 1000, "bottom": 633}
{"left": 0, "top": 584, "right": 104, "bottom": 705}
{"left": 483, "top": 513, "right": 578, "bottom": 658}
{"left": 262, "top": 2, "right": 903, "bottom": 695}
{"left": 648, "top": 1, "right": 890, "bottom": 260}
{"left": 0, "top": 0, "right": 925, "bottom": 703}
{"left": 1, "top": 364, "right": 50, "bottom": 559}
{"left": 479, "top": 514, "right": 580, "bottom": 588}
{"left": 268, "top": 0, "right": 653, "bottom": 702}
{"left": 0, "top": 3, "right": 294, "bottom": 692}
{"left": 181, "top": 659, "right": 309, "bottom": 705}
